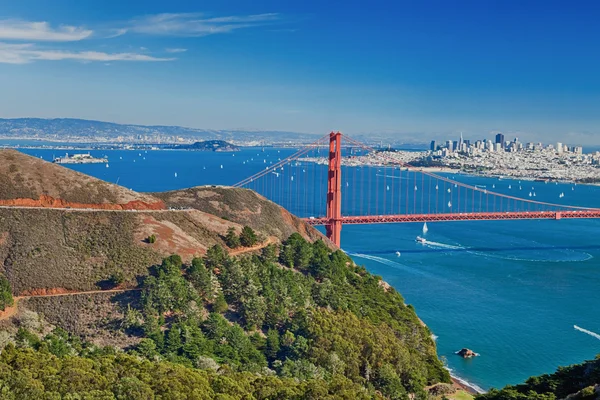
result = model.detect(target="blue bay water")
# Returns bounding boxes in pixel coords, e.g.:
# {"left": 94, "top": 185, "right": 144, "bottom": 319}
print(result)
{"left": 15, "top": 146, "right": 600, "bottom": 391}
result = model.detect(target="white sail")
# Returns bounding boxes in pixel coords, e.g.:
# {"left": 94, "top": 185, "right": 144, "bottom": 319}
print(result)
{"left": 423, "top": 222, "right": 429, "bottom": 234}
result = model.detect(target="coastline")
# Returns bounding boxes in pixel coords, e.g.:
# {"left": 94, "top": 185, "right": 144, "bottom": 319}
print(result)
{"left": 450, "top": 373, "right": 485, "bottom": 395}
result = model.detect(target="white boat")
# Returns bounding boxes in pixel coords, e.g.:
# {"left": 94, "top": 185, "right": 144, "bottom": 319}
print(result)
{"left": 529, "top": 192, "right": 532, "bottom": 197}
{"left": 509, "top": 185, "right": 512, "bottom": 189}
{"left": 423, "top": 222, "right": 429, "bottom": 234}
{"left": 395, "top": 251, "right": 401, "bottom": 257}
{"left": 416, "top": 236, "right": 427, "bottom": 244}
{"left": 174, "top": 172, "right": 178, "bottom": 178}
{"left": 533, "top": 192, "right": 536, "bottom": 197}
{"left": 448, "top": 201, "right": 452, "bottom": 207}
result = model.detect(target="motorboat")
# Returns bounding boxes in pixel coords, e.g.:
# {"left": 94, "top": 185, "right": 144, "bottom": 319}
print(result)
{"left": 416, "top": 236, "right": 427, "bottom": 244}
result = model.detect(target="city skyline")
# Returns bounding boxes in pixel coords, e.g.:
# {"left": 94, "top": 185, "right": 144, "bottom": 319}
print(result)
{"left": 0, "top": 1, "right": 599, "bottom": 144}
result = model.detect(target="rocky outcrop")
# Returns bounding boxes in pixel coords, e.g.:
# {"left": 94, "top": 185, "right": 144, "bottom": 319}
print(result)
{"left": 0, "top": 195, "right": 165, "bottom": 210}
{"left": 456, "top": 348, "right": 478, "bottom": 358}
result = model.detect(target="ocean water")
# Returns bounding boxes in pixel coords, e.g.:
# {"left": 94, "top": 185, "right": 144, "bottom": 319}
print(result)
{"left": 15, "top": 146, "right": 600, "bottom": 391}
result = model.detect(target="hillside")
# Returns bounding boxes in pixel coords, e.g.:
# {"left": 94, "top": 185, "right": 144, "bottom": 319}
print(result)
{"left": 0, "top": 151, "right": 452, "bottom": 398}
{"left": 477, "top": 356, "right": 600, "bottom": 399}
{"left": 0, "top": 151, "right": 328, "bottom": 294}
{"left": 152, "top": 186, "right": 327, "bottom": 244}
{"left": 0, "top": 149, "right": 163, "bottom": 209}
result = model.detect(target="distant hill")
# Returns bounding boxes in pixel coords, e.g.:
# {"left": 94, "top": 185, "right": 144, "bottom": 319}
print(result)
{"left": 168, "top": 140, "right": 240, "bottom": 151}
{"left": 0, "top": 117, "right": 320, "bottom": 143}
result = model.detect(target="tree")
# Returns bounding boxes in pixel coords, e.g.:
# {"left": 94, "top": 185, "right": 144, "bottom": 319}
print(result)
{"left": 239, "top": 226, "right": 258, "bottom": 247}
{"left": 0, "top": 274, "right": 13, "bottom": 311}
{"left": 205, "top": 245, "right": 227, "bottom": 271}
{"left": 265, "top": 329, "right": 280, "bottom": 361}
{"left": 108, "top": 271, "right": 125, "bottom": 288}
{"left": 213, "top": 292, "right": 228, "bottom": 314}
{"left": 224, "top": 227, "right": 241, "bottom": 249}
{"left": 188, "top": 258, "right": 213, "bottom": 300}
{"left": 147, "top": 234, "right": 157, "bottom": 244}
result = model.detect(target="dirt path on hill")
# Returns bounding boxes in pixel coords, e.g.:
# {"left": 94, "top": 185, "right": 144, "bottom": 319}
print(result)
{"left": 0, "top": 237, "right": 277, "bottom": 322}
{"left": 228, "top": 236, "right": 277, "bottom": 256}
{"left": 0, "top": 288, "right": 140, "bottom": 321}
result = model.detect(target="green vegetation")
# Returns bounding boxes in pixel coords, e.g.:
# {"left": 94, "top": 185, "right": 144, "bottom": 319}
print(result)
{"left": 0, "top": 335, "right": 373, "bottom": 399}
{"left": 225, "top": 227, "right": 241, "bottom": 248}
{"left": 128, "top": 233, "right": 448, "bottom": 397}
{"left": 2, "top": 232, "right": 450, "bottom": 398}
{"left": 239, "top": 226, "right": 258, "bottom": 247}
{"left": 146, "top": 234, "right": 157, "bottom": 243}
{"left": 0, "top": 274, "right": 14, "bottom": 311}
{"left": 476, "top": 356, "right": 600, "bottom": 400}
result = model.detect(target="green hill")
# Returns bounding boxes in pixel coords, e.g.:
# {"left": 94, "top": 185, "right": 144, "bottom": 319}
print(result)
{"left": 0, "top": 151, "right": 451, "bottom": 398}
{"left": 476, "top": 356, "right": 600, "bottom": 400}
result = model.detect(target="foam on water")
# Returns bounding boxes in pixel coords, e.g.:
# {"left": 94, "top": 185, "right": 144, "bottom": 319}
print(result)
{"left": 446, "top": 368, "right": 485, "bottom": 394}
{"left": 574, "top": 325, "right": 600, "bottom": 340}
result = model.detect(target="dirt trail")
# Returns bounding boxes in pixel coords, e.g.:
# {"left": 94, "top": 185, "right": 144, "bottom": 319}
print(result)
{"left": 229, "top": 236, "right": 277, "bottom": 256}
{"left": 0, "top": 288, "right": 140, "bottom": 321}
{"left": 0, "top": 238, "right": 277, "bottom": 322}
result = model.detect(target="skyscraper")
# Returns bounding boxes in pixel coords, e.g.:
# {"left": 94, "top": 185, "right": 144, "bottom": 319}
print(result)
{"left": 495, "top": 133, "right": 505, "bottom": 144}
{"left": 430, "top": 140, "right": 437, "bottom": 151}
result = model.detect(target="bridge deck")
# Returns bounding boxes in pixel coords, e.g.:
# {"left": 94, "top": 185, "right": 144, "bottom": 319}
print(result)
{"left": 303, "top": 210, "right": 600, "bottom": 225}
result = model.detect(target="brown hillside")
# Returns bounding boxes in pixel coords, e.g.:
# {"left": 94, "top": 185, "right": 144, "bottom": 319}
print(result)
{"left": 0, "top": 207, "right": 251, "bottom": 293}
{"left": 0, "top": 153, "right": 327, "bottom": 294}
{"left": 152, "top": 186, "right": 329, "bottom": 244}
{"left": 0, "top": 149, "right": 163, "bottom": 209}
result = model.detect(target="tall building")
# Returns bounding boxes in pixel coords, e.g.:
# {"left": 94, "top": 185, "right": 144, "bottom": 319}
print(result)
{"left": 495, "top": 133, "right": 505, "bottom": 145}
{"left": 430, "top": 140, "right": 437, "bottom": 151}
{"left": 556, "top": 142, "right": 563, "bottom": 153}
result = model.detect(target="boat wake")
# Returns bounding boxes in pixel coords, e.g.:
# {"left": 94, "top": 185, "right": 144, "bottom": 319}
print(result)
{"left": 574, "top": 325, "right": 600, "bottom": 340}
{"left": 421, "top": 240, "right": 465, "bottom": 250}
{"left": 346, "top": 252, "right": 434, "bottom": 278}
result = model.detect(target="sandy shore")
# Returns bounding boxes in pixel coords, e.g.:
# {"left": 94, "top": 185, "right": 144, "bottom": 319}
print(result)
{"left": 451, "top": 375, "right": 484, "bottom": 395}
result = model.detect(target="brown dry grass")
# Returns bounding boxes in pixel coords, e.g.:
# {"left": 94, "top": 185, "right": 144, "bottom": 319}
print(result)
{"left": 0, "top": 149, "right": 159, "bottom": 205}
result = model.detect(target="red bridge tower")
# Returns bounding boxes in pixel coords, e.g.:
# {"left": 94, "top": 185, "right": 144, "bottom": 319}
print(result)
{"left": 326, "top": 131, "right": 342, "bottom": 247}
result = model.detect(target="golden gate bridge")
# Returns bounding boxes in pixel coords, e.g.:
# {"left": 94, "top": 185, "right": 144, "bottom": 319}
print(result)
{"left": 235, "top": 132, "right": 600, "bottom": 247}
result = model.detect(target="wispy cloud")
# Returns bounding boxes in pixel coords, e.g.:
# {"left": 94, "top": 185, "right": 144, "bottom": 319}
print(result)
{"left": 123, "top": 12, "right": 279, "bottom": 37}
{"left": 0, "top": 20, "right": 92, "bottom": 41}
{"left": 0, "top": 42, "right": 175, "bottom": 64}
{"left": 165, "top": 48, "right": 187, "bottom": 53}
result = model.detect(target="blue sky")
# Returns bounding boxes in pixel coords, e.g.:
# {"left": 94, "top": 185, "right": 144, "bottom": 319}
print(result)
{"left": 0, "top": 0, "right": 599, "bottom": 144}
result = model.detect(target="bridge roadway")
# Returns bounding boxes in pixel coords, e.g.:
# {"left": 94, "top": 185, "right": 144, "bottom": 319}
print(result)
{"left": 303, "top": 210, "right": 600, "bottom": 225}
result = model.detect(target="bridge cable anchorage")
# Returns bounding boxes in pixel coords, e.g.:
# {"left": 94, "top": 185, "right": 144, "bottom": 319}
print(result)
{"left": 235, "top": 132, "right": 600, "bottom": 247}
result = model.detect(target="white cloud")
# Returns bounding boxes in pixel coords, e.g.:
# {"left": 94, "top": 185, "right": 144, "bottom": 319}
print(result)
{"left": 0, "top": 20, "right": 92, "bottom": 41}
{"left": 125, "top": 12, "right": 279, "bottom": 37}
{"left": 0, "top": 42, "right": 175, "bottom": 64}
{"left": 165, "top": 48, "right": 187, "bottom": 53}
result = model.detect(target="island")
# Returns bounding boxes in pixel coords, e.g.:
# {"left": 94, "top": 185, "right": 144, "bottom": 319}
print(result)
{"left": 168, "top": 140, "right": 240, "bottom": 152}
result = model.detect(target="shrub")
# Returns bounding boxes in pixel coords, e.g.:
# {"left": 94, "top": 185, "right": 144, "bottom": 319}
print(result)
{"left": 240, "top": 226, "right": 258, "bottom": 247}
{"left": 224, "top": 227, "right": 240, "bottom": 249}
{"left": 147, "top": 234, "right": 157, "bottom": 244}
{"left": 0, "top": 275, "right": 14, "bottom": 311}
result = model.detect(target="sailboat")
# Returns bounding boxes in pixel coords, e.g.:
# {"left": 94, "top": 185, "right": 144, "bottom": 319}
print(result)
{"left": 422, "top": 222, "right": 429, "bottom": 234}
{"left": 509, "top": 185, "right": 512, "bottom": 189}
{"left": 529, "top": 192, "right": 532, "bottom": 197}
{"left": 448, "top": 201, "right": 452, "bottom": 208}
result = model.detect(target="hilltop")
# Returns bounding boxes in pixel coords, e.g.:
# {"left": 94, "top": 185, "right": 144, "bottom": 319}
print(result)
{"left": 0, "top": 149, "right": 162, "bottom": 209}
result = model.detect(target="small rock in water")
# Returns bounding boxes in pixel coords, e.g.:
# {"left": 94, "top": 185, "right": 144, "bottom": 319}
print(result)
{"left": 456, "top": 348, "right": 478, "bottom": 358}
